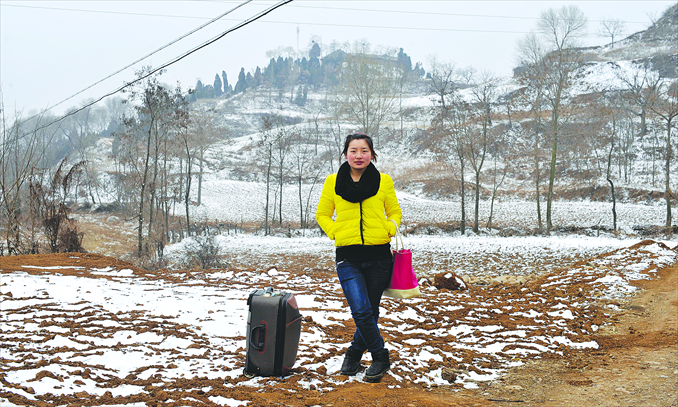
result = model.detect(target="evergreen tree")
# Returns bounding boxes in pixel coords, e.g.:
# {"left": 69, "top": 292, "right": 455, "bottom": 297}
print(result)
{"left": 194, "top": 79, "right": 205, "bottom": 99}
{"left": 414, "top": 62, "right": 425, "bottom": 78}
{"left": 264, "top": 58, "right": 276, "bottom": 87}
{"left": 204, "top": 84, "right": 215, "bottom": 98}
{"left": 299, "top": 57, "right": 309, "bottom": 72}
{"left": 221, "top": 71, "right": 229, "bottom": 94}
{"left": 309, "top": 55, "right": 322, "bottom": 87}
{"left": 294, "top": 84, "right": 308, "bottom": 106}
{"left": 234, "top": 67, "right": 247, "bottom": 93}
{"left": 254, "top": 66, "right": 263, "bottom": 87}
{"left": 294, "top": 84, "right": 304, "bottom": 106}
{"left": 245, "top": 72, "right": 253, "bottom": 89}
{"left": 397, "top": 48, "right": 412, "bottom": 72}
{"left": 309, "top": 41, "right": 321, "bottom": 59}
{"left": 274, "top": 56, "right": 286, "bottom": 89}
{"left": 213, "top": 73, "right": 223, "bottom": 97}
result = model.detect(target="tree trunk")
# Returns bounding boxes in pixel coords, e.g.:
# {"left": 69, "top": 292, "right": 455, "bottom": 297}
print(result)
{"left": 607, "top": 132, "right": 617, "bottom": 232}
{"left": 474, "top": 171, "right": 481, "bottom": 233}
{"left": 278, "top": 165, "right": 284, "bottom": 226}
{"left": 138, "top": 120, "right": 154, "bottom": 258}
{"left": 298, "top": 174, "right": 304, "bottom": 229}
{"left": 546, "top": 115, "right": 558, "bottom": 232}
{"left": 198, "top": 148, "right": 204, "bottom": 206}
{"left": 608, "top": 178, "right": 617, "bottom": 231}
{"left": 264, "top": 147, "right": 272, "bottom": 235}
{"left": 147, "top": 133, "right": 160, "bottom": 245}
{"left": 459, "top": 156, "right": 466, "bottom": 235}
{"left": 535, "top": 131, "right": 543, "bottom": 233}
{"left": 184, "top": 139, "right": 192, "bottom": 237}
{"left": 487, "top": 158, "right": 506, "bottom": 230}
{"left": 665, "top": 119, "right": 673, "bottom": 229}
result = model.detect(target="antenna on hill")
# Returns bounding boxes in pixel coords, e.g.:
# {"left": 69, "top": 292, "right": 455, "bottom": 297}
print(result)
{"left": 296, "top": 24, "right": 300, "bottom": 54}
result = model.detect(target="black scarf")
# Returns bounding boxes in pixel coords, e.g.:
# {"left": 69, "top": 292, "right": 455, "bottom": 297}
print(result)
{"left": 335, "top": 162, "right": 381, "bottom": 203}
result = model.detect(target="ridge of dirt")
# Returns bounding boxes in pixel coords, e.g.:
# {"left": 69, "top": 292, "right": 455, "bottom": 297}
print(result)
{"left": 0, "top": 252, "right": 145, "bottom": 278}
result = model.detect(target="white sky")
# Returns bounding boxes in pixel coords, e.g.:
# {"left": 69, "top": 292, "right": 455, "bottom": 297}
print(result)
{"left": 1, "top": 0, "right": 675, "bottom": 116}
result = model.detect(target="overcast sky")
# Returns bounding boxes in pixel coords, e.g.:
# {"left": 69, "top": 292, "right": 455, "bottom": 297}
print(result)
{"left": 1, "top": 0, "right": 675, "bottom": 117}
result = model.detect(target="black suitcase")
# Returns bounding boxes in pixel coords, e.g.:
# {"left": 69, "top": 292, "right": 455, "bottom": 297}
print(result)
{"left": 244, "top": 288, "right": 302, "bottom": 377}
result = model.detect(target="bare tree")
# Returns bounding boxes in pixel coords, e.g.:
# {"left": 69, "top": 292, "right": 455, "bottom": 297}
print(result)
{"left": 614, "top": 62, "right": 659, "bottom": 139}
{"left": 516, "top": 32, "right": 548, "bottom": 232}
{"left": 598, "top": 17, "right": 626, "bottom": 48}
{"left": 336, "top": 42, "right": 400, "bottom": 143}
{"left": 586, "top": 92, "right": 625, "bottom": 232}
{"left": 189, "top": 110, "right": 224, "bottom": 206}
{"left": 603, "top": 96, "right": 624, "bottom": 232}
{"left": 426, "top": 58, "right": 458, "bottom": 123}
{"left": 120, "top": 68, "right": 189, "bottom": 258}
{"left": 259, "top": 117, "right": 275, "bottom": 235}
{"left": 425, "top": 59, "right": 471, "bottom": 234}
{"left": 60, "top": 101, "right": 109, "bottom": 207}
{"left": 534, "top": 5, "right": 588, "bottom": 232}
{"left": 274, "top": 125, "right": 293, "bottom": 226}
{"left": 487, "top": 97, "right": 512, "bottom": 231}
{"left": 448, "top": 100, "right": 471, "bottom": 235}
{"left": 467, "top": 72, "right": 500, "bottom": 233}
{"left": 289, "top": 131, "right": 325, "bottom": 231}
{"left": 257, "top": 114, "right": 293, "bottom": 233}
{"left": 537, "top": 5, "right": 588, "bottom": 52}
{"left": 181, "top": 127, "right": 193, "bottom": 237}
{"left": 615, "top": 63, "right": 662, "bottom": 183}
{"left": 0, "top": 109, "right": 60, "bottom": 254}
{"left": 647, "top": 79, "right": 678, "bottom": 229}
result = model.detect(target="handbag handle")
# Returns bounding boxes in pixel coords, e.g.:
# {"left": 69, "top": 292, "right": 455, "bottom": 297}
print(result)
{"left": 389, "top": 219, "right": 404, "bottom": 251}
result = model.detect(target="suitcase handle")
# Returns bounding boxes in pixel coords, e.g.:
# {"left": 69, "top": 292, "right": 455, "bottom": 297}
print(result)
{"left": 250, "top": 323, "right": 266, "bottom": 351}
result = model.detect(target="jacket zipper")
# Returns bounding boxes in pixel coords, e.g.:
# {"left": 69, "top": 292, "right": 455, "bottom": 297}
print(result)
{"left": 359, "top": 201, "right": 365, "bottom": 244}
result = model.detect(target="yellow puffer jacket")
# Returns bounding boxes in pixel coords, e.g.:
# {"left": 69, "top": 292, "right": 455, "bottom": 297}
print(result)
{"left": 316, "top": 172, "right": 402, "bottom": 247}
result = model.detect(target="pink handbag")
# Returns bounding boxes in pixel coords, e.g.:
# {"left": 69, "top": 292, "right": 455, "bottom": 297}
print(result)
{"left": 384, "top": 221, "right": 421, "bottom": 299}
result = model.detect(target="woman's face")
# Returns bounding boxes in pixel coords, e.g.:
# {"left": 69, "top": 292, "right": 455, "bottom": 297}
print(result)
{"left": 346, "top": 139, "right": 373, "bottom": 172}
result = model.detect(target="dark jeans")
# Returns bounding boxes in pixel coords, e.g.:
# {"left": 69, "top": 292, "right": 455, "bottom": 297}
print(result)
{"left": 336, "top": 258, "right": 393, "bottom": 353}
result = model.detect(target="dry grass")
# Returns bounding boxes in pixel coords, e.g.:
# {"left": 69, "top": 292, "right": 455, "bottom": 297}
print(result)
{"left": 74, "top": 213, "right": 137, "bottom": 260}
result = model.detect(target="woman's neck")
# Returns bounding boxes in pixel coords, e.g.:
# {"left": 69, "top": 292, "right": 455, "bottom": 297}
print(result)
{"left": 350, "top": 167, "right": 365, "bottom": 182}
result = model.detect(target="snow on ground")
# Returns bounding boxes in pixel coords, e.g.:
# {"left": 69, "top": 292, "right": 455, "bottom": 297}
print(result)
{"left": 189, "top": 173, "right": 668, "bottom": 231}
{"left": 1, "top": 238, "right": 676, "bottom": 406}
{"left": 164, "top": 233, "right": 651, "bottom": 278}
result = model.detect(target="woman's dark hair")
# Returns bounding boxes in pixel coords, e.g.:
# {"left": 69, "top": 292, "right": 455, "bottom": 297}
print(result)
{"left": 342, "top": 133, "right": 378, "bottom": 162}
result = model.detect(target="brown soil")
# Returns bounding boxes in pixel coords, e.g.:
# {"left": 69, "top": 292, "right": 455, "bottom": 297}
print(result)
{"left": 479, "top": 260, "right": 678, "bottom": 407}
{"left": 1, "top": 242, "right": 676, "bottom": 406}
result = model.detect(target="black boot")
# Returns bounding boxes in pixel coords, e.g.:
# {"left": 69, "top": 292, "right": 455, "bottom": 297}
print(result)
{"left": 340, "top": 347, "right": 364, "bottom": 376}
{"left": 364, "top": 348, "right": 390, "bottom": 382}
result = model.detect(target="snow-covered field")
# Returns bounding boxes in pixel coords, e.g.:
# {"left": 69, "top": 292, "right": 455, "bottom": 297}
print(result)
{"left": 2, "top": 238, "right": 676, "bottom": 406}
{"left": 189, "top": 173, "right": 669, "bottom": 232}
{"left": 165, "top": 233, "right": 658, "bottom": 278}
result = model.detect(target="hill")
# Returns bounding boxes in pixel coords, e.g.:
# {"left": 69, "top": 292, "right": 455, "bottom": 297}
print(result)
{"left": 2, "top": 4, "right": 676, "bottom": 262}
{"left": 147, "top": 6, "right": 678, "bottom": 242}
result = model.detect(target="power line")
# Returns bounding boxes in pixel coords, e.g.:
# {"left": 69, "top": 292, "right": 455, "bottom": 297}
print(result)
{"left": 2, "top": 2, "right": 654, "bottom": 25}
{"left": 289, "top": 3, "right": 652, "bottom": 24}
{"left": 2, "top": 3, "right": 533, "bottom": 35}
{"left": 3, "top": 3, "right": 216, "bottom": 20}
{"left": 24, "top": 0, "right": 294, "bottom": 133}
{"left": 20, "top": 0, "right": 254, "bottom": 119}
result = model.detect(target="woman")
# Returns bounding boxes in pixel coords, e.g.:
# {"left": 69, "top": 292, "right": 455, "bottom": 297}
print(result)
{"left": 316, "top": 133, "right": 402, "bottom": 382}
